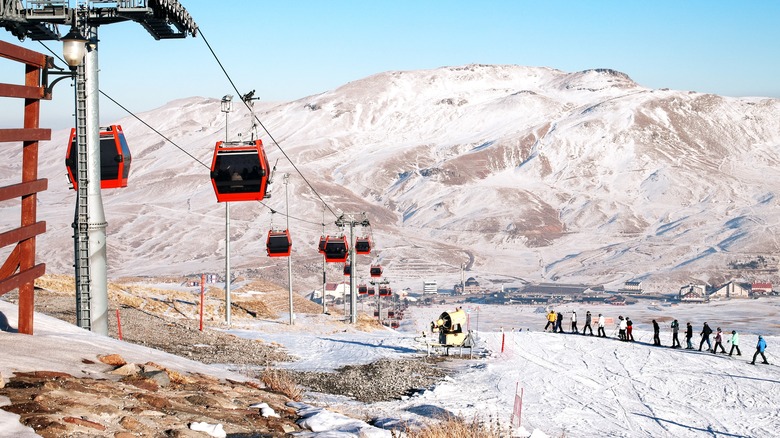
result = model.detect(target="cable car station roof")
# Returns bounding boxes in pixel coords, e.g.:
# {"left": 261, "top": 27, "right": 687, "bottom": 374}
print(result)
{"left": 0, "top": 0, "right": 197, "bottom": 41}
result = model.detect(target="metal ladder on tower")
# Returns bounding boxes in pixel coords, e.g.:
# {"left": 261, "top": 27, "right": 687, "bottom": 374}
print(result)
{"left": 73, "top": 62, "right": 91, "bottom": 330}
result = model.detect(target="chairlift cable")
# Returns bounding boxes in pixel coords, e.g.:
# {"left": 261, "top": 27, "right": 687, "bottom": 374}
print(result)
{"left": 198, "top": 28, "right": 339, "bottom": 219}
{"left": 257, "top": 201, "right": 323, "bottom": 226}
{"left": 38, "top": 41, "right": 210, "bottom": 170}
{"left": 39, "top": 39, "right": 347, "bottom": 242}
{"left": 100, "top": 91, "right": 210, "bottom": 169}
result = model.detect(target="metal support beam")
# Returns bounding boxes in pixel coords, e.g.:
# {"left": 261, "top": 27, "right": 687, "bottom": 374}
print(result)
{"left": 335, "top": 213, "right": 370, "bottom": 324}
{"left": 84, "top": 29, "right": 108, "bottom": 335}
{"left": 285, "top": 174, "right": 294, "bottom": 325}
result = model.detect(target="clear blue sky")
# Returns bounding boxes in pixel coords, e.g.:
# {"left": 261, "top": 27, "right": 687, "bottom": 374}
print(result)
{"left": 2, "top": 0, "right": 779, "bottom": 129}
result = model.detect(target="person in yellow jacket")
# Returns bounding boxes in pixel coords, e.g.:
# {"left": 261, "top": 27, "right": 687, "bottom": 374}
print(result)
{"left": 544, "top": 310, "right": 556, "bottom": 332}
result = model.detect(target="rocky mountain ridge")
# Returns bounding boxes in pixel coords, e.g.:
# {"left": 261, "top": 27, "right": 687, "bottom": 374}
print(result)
{"left": 2, "top": 64, "right": 779, "bottom": 292}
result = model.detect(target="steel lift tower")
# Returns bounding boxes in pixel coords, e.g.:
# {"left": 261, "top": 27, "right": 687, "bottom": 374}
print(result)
{"left": 0, "top": 0, "right": 197, "bottom": 335}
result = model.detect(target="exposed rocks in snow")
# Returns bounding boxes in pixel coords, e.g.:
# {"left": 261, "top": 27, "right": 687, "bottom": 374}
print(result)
{"left": 292, "top": 358, "right": 447, "bottom": 403}
{"left": 0, "top": 362, "right": 299, "bottom": 436}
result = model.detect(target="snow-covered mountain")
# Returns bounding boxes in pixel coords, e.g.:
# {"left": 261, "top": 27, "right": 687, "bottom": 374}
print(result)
{"left": 3, "top": 64, "right": 780, "bottom": 291}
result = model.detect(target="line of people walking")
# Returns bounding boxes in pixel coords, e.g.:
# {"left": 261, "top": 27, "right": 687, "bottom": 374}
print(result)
{"left": 544, "top": 309, "right": 770, "bottom": 365}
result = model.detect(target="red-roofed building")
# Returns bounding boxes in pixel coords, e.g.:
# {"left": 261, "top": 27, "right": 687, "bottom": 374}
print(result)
{"left": 751, "top": 283, "right": 773, "bottom": 295}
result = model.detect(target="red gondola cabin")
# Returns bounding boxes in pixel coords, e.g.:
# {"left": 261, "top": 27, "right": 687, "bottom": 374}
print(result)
{"left": 370, "top": 265, "right": 383, "bottom": 278}
{"left": 266, "top": 229, "right": 292, "bottom": 257}
{"left": 66, "top": 125, "right": 131, "bottom": 189}
{"left": 379, "top": 286, "right": 391, "bottom": 297}
{"left": 343, "top": 263, "right": 351, "bottom": 276}
{"left": 358, "top": 284, "right": 368, "bottom": 295}
{"left": 210, "top": 140, "right": 270, "bottom": 202}
{"left": 354, "top": 237, "right": 371, "bottom": 255}
{"left": 323, "top": 235, "right": 349, "bottom": 263}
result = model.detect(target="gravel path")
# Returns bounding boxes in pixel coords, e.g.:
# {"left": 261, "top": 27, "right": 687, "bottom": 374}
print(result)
{"left": 293, "top": 358, "right": 448, "bottom": 403}
{"left": 14, "top": 290, "right": 450, "bottom": 403}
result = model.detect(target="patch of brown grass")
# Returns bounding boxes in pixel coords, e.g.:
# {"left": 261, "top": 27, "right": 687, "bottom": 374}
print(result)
{"left": 260, "top": 368, "right": 303, "bottom": 401}
{"left": 35, "top": 274, "right": 75, "bottom": 294}
{"left": 401, "top": 414, "right": 506, "bottom": 438}
{"left": 355, "top": 312, "right": 384, "bottom": 331}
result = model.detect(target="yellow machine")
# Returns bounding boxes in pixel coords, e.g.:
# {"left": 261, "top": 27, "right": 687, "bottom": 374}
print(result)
{"left": 432, "top": 308, "right": 467, "bottom": 346}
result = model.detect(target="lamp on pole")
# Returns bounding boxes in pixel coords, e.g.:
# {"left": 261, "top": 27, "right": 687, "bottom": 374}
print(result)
{"left": 1, "top": 0, "right": 198, "bottom": 336}
{"left": 61, "top": 27, "right": 88, "bottom": 67}
{"left": 64, "top": 16, "right": 111, "bottom": 335}
{"left": 221, "top": 94, "right": 233, "bottom": 326}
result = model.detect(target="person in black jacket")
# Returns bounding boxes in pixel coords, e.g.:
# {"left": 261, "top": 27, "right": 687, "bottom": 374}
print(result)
{"left": 699, "top": 322, "right": 713, "bottom": 351}
{"left": 712, "top": 327, "right": 727, "bottom": 354}
{"left": 670, "top": 320, "right": 681, "bottom": 348}
{"left": 555, "top": 312, "right": 564, "bottom": 333}
{"left": 652, "top": 320, "right": 661, "bottom": 346}
{"left": 582, "top": 310, "right": 594, "bottom": 336}
{"left": 685, "top": 322, "right": 694, "bottom": 349}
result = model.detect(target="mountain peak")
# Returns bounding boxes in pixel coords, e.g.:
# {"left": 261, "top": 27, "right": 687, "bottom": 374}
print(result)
{"left": 9, "top": 64, "right": 780, "bottom": 292}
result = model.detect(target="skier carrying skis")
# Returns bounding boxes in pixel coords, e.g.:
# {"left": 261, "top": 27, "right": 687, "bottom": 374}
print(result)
{"left": 728, "top": 330, "right": 741, "bottom": 356}
{"left": 712, "top": 327, "right": 726, "bottom": 354}
{"left": 652, "top": 320, "right": 661, "bottom": 346}
{"left": 699, "top": 322, "right": 713, "bottom": 352}
{"left": 685, "top": 322, "right": 694, "bottom": 349}
{"left": 626, "top": 317, "right": 634, "bottom": 342}
{"left": 750, "top": 335, "right": 769, "bottom": 365}
{"left": 582, "top": 310, "right": 594, "bottom": 336}
{"left": 670, "top": 319, "right": 681, "bottom": 348}
{"left": 597, "top": 313, "right": 606, "bottom": 337}
{"left": 570, "top": 311, "right": 578, "bottom": 333}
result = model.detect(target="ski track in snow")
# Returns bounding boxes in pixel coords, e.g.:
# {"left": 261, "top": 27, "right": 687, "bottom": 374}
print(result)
{"left": 262, "top": 301, "right": 780, "bottom": 438}
{"left": 3, "top": 298, "right": 780, "bottom": 437}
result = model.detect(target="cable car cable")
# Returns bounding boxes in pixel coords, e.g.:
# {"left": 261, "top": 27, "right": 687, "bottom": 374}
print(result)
{"left": 257, "top": 200, "right": 323, "bottom": 226}
{"left": 99, "top": 91, "right": 210, "bottom": 169}
{"left": 198, "top": 28, "right": 339, "bottom": 219}
{"left": 40, "top": 40, "right": 359, "bottom": 246}
{"left": 38, "top": 41, "right": 210, "bottom": 170}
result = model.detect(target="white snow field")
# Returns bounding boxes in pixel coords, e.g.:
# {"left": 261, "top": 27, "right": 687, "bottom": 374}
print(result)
{"left": 229, "top": 299, "right": 780, "bottom": 437}
{"left": 2, "top": 297, "right": 780, "bottom": 437}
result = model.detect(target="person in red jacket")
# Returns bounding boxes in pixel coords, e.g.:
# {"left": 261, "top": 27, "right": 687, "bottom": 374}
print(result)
{"left": 712, "top": 327, "right": 726, "bottom": 354}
